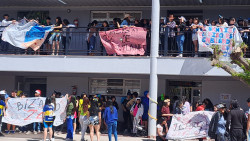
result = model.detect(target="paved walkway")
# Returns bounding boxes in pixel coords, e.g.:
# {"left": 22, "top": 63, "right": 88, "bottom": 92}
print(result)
{"left": 1, "top": 132, "right": 151, "bottom": 141}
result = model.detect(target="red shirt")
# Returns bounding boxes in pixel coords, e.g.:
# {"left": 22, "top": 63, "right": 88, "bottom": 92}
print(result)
{"left": 161, "top": 106, "right": 170, "bottom": 121}
{"left": 195, "top": 105, "right": 205, "bottom": 111}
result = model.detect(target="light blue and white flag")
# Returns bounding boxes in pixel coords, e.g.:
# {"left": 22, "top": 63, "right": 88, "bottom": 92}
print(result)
{"left": 2, "top": 20, "right": 52, "bottom": 51}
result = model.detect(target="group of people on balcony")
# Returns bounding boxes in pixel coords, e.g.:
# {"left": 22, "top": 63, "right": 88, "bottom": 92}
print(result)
{"left": 0, "top": 13, "right": 250, "bottom": 57}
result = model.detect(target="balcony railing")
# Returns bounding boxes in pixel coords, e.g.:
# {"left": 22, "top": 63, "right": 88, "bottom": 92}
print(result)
{"left": 0, "top": 26, "right": 249, "bottom": 57}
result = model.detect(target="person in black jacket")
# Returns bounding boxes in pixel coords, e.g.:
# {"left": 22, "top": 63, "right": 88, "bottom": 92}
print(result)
{"left": 208, "top": 104, "right": 228, "bottom": 141}
{"left": 226, "top": 99, "right": 247, "bottom": 141}
{"left": 111, "top": 96, "right": 119, "bottom": 111}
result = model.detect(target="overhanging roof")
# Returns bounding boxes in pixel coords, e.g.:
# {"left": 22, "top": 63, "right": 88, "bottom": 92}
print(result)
{"left": 0, "top": 0, "right": 250, "bottom": 7}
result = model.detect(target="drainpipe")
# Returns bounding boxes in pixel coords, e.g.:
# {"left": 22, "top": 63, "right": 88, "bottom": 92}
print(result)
{"left": 148, "top": 0, "right": 160, "bottom": 139}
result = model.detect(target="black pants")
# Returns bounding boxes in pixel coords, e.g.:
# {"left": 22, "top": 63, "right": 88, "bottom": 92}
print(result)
{"left": 230, "top": 129, "right": 244, "bottom": 141}
{"left": 123, "top": 111, "right": 131, "bottom": 131}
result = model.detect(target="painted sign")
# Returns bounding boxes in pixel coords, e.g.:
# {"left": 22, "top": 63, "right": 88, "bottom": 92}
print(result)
{"left": 166, "top": 111, "right": 214, "bottom": 140}
{"left": 197, "top": 26, "right": 242, "bottom": 58}
{"left": 3, "top": 97, "right": 67, "bottom": 126}
{"left": 99, "top": 27, "right": 147, "bottom": 55}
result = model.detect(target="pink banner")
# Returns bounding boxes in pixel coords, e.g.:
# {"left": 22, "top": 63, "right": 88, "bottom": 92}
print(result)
{"left": 99, "top": 27, "right": 147, "bottom": 55}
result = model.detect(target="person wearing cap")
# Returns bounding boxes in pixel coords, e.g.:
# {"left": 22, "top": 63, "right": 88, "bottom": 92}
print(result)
{"left": 226, "top": 99, "right": 247, "bottom": 141}
{"left": 161, "top": 99, "right": 173, "bottom": 123}
{"left": 5, "top": 90, "right": 17, "bottom": 134}
{"left": 26, "top": 90, "right": 42, "bottom": 135}
{"left": 120, "top": 14, "right": 132, "bottom": 28}
{"left": 247, "top": 97, "right": 250, "bottom": 141}
{"left": 208, "top": 103, "right": 227, "bottom": 141}
{"left": 130, "top": 97, "right": 144, "bottom": 136}
{"left": 176, "top": 16, "right": 186, "bottom": 57}
{"left": 0, "top": 91, "right": 6, "bottom": 136}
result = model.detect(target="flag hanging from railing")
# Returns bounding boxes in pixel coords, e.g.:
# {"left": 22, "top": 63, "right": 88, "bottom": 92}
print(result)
{"left": 197, "top": 26, "right": 242, "bottom": 58}
{"left": 1, "top": 20, "right": 52, "bottom": 51}
{"left": 99, "top": 27, "right": 147, "bottom": 55}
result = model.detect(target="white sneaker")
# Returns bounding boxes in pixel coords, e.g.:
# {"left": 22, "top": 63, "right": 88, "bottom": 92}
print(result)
{"left": 51, "top": 53, "right": 55, "bottom": 55}
{"left": 51, "top": 138, "right": 55, "bottom": 141}
{"left": 26, "top": 131, "right": 32, "bottom": 135}
{"left": 194, "top": 54, "right": 198, "bottom": 57}
{"left": 38, "top": 130, "right": 41, "bottom": 134}
{"left": 19, "top": 131, "right": 22, "bottom": 134}
{"left": 176, "top": 54, "right": 183, "bottom": 57}
{"left": 34, "top": 131, "right": 37, "bottom": 134}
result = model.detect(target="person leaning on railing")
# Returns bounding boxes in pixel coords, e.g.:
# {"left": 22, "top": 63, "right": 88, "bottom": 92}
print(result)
{"left": 50, "top": 17, "right": 63, "bottom": 56}
{"left": 191, "top": 17, "right": 203, "bottom": 57}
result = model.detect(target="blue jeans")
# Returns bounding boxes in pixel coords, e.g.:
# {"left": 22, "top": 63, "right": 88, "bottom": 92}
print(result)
{"left": 33, "top": 122, "right": 41, "bottom": 132}
{"left": 176, "top": 35, "right": 185, "bottom": 54}
{"left": 108, "top": 121, "right": 118, "bottom": 141}
{"left": 66, "top": 116, "right": 74, "bottom": 140}
{"left": 89, "top": 36, "right": 96, "bottom": 53}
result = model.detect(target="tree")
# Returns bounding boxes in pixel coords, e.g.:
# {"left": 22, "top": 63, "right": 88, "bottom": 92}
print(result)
{"left": 211, "top": 41, "right": 250, "bottom": 86}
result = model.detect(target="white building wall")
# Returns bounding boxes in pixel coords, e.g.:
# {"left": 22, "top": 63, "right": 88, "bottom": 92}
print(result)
{"left": 202, "top": 80, "right": 250, "bottom": 111}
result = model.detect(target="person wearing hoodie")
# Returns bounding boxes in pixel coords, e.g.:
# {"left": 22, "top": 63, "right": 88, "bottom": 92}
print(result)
{"left": 104, "top": 101, "right": 118, "bottom": 141}
{"left": 141, "top": 91, "right": 149, "bottom": 131}
{"left": 130, "top": 98, "right": 144, "bottom": 136}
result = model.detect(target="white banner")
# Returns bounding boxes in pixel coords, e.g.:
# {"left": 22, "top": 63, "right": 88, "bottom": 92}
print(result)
{"left": 166, "top": 111, "right": 214, "bottom": 140}
{"left": 3, "top": 97, "right": 67, "bottom": 126}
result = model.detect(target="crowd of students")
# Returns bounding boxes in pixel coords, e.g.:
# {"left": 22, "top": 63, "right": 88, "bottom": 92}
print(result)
{"left": 0, "top": 13, "right": 250, "bottom": 56}
{"left": 0, "top": 89, "right": 249, "bottom": 141}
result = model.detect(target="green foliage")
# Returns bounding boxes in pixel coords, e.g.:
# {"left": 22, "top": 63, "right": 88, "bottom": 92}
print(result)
{"left": 232, "top": 70, "right": 250, "bottom": 85}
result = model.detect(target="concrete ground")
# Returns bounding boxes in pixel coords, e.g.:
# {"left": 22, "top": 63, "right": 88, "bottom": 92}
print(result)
{"left": 1, "top": 132, "right": 151, "bottom": 141}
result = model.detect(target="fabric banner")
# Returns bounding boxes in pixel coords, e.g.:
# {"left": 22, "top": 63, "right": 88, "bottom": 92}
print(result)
{"left": 197, "top": 26, "right": 242, "bottom": 58}
{"left": 3, "top": 97, "right": 67, "bottom": 126}
{"left": 99, "top": 27, "right": 147, "bottom": 55}
{"left": 166, "top": 111, "right": 214, "bottom": 140}
{"left": 2, "top": 20, "right": 52, "bottom": 51}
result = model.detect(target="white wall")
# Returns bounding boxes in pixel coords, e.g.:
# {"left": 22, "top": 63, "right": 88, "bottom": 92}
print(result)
{"left": 202, "top": 80, "right": 250, "bottom": 111}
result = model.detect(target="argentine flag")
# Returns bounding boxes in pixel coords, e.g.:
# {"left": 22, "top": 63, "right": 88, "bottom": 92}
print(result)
{"left": 2, "top": 19, "right": 52, "bottom": 51}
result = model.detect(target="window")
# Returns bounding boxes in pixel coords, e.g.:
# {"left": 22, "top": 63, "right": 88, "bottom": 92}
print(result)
{"left": 89, "top": 78, "right": 141, "bottom": 96}
{"left": 91, "top": 11, "right": 142, "bottom": 24}
{"left": 17, "top": 11, "right": 49, "bottom": 25}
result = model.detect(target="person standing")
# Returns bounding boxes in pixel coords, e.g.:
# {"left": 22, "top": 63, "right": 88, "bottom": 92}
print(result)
{"left": 50, "top": 17, "right": 62, "bottom": 56}
{"left": 208, "top": 104, "right": 227, "bottom": 141}
{"left": 27, "top": 90, "right": 42, "bottom": 134}
{"left": 176, "top": 16, "right": 186, "bottom": 57}
{"left": 182, "top": 98, "right": 191, "bottom": 114}
{"left": 79, "top": 97, "right": 90, "bottom": 141}
{"left": 42, "top": 97, "right": 54, "bottom": 141}
{"left": 164, "top": 14, "right": 176, "bottom": 55}
{"left": 122, "top": 92, "right": 131, "bottom": 134}
{"left": 130, "top": 98, "right": 144, "bottom": 136}
{"left": 89, "top": 95, "right": 101, "bottom": 141}
{"left": 87, "top": 20, "right": 98, "bottom": 55}
{"left": 120, "top": 14, "right": 132, "bottom": 28}
{"left": 111, "top": 96, "right": 119, "bottom": 111}
{"left": 247, "top": 98, "right": 250, "bottom": 141}
{"left": 104, "top": 101, "right": 118, "bottom": 141}
{"left": 66, "top": 95, "right": 76, "bottom": 141}
{"left": 0, "top": 91, "right": 6, "bottom": 137}
{"left": 226, "top": 99, "right": 247, "bottom": 141}
{"left": 191, "top": 18, "right": 203, "bottom": 57}
{"left": 0, "top": 14, "right": 14, "bottom": 53}
{"left": 6, "top": 90, "right": 18, "bottom": 134}
{"left": 161, "top": 99, "right": 173, "bottom": 126}
{"left": 43, "top": 17, "right": 52, "bottom": 55}
{"left": 141, "top": 91, "right": 149, "bottom": 131}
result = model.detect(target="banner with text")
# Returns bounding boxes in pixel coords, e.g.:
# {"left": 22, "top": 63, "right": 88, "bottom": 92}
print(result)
{"left": 166, "top": 111, "right": 214, "bottom": 140}
{"left": 99, "top": 27, "right": 147, "bottom": 55}
{"left": 197, "top": 26, "right": 242, "bottom": 58}
{"left": 3, "top": 97, "right": 67, "bottom": 126}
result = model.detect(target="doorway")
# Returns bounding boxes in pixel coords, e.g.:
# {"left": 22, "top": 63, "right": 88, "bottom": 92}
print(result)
{"left": 166, "top": 80, "right": 202, "bottom": 105}
{"left": 30, "top": 84, "right": 47, "bottom": 97}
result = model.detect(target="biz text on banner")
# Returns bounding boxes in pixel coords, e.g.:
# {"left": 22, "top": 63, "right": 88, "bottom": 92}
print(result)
{"left": 99, "top": 27, "right": 147, "bottom": 55}
{"left": 2, "top": 97, "right": 67, "bottom": 126}
{"left": 166, "top": 111, "right": 214, "bottom": 140}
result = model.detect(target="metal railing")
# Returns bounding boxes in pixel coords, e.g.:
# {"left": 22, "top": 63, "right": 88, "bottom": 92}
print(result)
{"left": 0, "top": 26, "right": 249, "bottom": 57}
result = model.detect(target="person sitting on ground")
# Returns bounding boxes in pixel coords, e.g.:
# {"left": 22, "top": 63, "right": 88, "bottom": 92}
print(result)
{"left": 156, "top": 117, "right": 168, "bottom": 141}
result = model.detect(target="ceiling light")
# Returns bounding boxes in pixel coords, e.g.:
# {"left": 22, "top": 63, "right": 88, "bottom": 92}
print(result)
{"left": 58, "top": 0, "right": 67, "bottom": 5}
